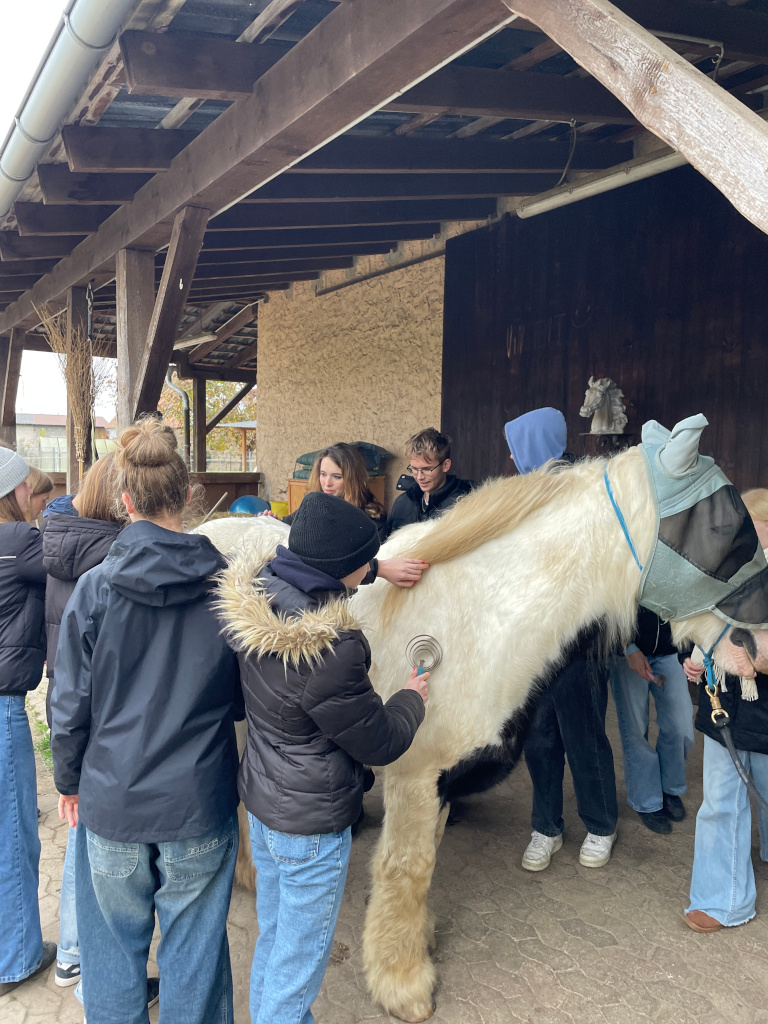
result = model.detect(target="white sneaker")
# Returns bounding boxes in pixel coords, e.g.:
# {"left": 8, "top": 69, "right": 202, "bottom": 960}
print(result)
{"left": 522, "top": 830, "right": 563, "bottom": 871}
{"left": 579, "top": 831, "right": 617, "bottom": 868}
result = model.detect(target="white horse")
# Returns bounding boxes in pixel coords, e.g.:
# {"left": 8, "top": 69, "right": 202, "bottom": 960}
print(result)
{"left": 198, "top": 419, "right": 768, "bottom": 1023}
{"left": 579, "top": 375, "right": 628, "bottom": 434}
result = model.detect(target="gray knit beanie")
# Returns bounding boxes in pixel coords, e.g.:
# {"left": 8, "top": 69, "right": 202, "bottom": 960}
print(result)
{"left": 0, "top": 447, "right": 30, "bottom": 499}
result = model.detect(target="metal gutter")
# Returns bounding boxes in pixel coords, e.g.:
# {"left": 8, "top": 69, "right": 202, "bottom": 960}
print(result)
{"left": 0, "top": 0, "right": 142, "bottom": 218}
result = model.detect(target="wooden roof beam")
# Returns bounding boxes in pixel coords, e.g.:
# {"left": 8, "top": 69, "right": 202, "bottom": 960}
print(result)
{"left": 15, "top": 204, "right": 118, "bottom": 236}
{"left": 38, "top": 165, "right": 151, "bottom": 205}
{"left": 119, "top": 30, "right": 289, "bottom": 101}
{"left": 62, "top": 126, "right": 197, "bottom": 173}
{"left": 0, "top": 0, "right": 520, "bottom": 333}
{"left": 191, "top": 242, "right": 395, "bottom": 265}
{"left": 188, "top": 304, "right": 259, "bottom": 364}
{"left": 210, "top": 199, "right": 497, "bottom": 230}
{"left": 200, "top": 225, "right": 441, "bottom": 251}
{"left": 502, "top": 0, "right": 768, "bottom": 234}
{"left": 0, "top": 234, "right": 85, "bottom": 261}
{"left": 384, "top": 66, "right": 636, "bottom": 124}
{"left": 244, "top": 172, "right": 559, "bottom": 201}
{"left": 185, "top": 257, "right": 354, "bottom": 281}
{"left": 296, "top": 136, "right": 633, "bottom": 172}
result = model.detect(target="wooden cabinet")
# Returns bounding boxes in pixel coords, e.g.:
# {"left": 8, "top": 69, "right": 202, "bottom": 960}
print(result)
{"left": 287, "top": 475, "right": 386, "bottom": 514}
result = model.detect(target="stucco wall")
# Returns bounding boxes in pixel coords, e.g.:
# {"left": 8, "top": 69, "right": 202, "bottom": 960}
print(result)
{"left": 256, "top": 255, "right": 445, "bottom": 506}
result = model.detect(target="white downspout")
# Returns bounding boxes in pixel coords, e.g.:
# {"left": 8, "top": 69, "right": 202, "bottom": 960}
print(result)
{"left": 0, "top": 0, "right": 142, "bottom": 218}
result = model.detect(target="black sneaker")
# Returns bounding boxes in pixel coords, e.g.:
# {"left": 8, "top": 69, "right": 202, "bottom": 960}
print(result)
{"left": 147, "top": 977, "right": 160, "bottom": 1009}
{"left": 0, "top": 941, "right": 56, "bottom": 996}
{"left": 55, "top": 960, "right": 81, "bottom": 987}
{"left": 638, "top": 809, "right": 672, "bottom": 834}
{"left": 662, "top": 793, "right": 686, "bottom": 821}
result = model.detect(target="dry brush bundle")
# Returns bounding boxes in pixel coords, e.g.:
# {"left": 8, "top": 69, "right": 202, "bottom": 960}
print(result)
{"left": 36, "top": 305, "right": 114, "bottom": 480}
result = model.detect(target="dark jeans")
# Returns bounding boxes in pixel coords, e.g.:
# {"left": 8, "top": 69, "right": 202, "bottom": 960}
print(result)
{"left": 524, "top": 652, "right": 618, "bottom": 838}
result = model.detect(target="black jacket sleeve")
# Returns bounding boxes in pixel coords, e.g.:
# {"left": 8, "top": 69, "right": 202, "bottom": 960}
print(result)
{"left": 50, "top": 572, "right": 101, "bottom": 795}
{"left": 14, "top": 525, "right": 46, "bottom": 584}
{"left": 301, "top": 636, "right": 425, "bottom": 766}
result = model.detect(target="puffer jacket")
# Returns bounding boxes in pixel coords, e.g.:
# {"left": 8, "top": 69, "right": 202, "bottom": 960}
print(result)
{"left": 218, "top": 544, "right": 425, "bottom": 835}
{"left": 0, "top": 521, "right": 46, "bottom": 695}
{"left": 42, "top": 512, "right": 123, "bottom": 726}
{"left": 51, "top": 520, "right": 241, "bottom": 843}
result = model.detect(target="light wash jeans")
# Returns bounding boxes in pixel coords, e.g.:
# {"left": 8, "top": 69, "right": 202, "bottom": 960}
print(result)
{"left": 0, "top": 695, "right": 43, "bottom": 984}
{"left": 58, "top": 825, "right": 79, "bottom": 965}
{"left": 248, "top": 812, "right": 351, "bottom": 1024}
{"left": 688, "top": 735, "right": 768, "bottom": 926}
{"left": 610, "top": 653, "right": 694, "bottom": 813}
{"left": 75, "top": 813, "right": 238, "bottom": 1024}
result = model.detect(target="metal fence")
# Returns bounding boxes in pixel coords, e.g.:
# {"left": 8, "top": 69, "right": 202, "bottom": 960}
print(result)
{"left": 20, "top": 443, "right": 257, "bottom": 475}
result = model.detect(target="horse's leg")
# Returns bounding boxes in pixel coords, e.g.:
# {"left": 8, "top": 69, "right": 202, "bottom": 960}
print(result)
{"left": 364, "top": 770, "right": 442, "bottom": 1023}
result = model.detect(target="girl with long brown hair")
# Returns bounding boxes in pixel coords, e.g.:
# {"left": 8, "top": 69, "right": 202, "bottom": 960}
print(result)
{"left": 51, "top": 419, "right": 241, "bottom": 1024}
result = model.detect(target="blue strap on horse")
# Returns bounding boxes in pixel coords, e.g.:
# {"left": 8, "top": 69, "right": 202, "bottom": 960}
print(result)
{"left": 604, "top": 467, "right": 768, "bottom": 816}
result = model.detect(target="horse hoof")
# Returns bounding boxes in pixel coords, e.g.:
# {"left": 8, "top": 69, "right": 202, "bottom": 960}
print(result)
{"left": 389, "top": 1003, "right": 435, "bottom": 1022}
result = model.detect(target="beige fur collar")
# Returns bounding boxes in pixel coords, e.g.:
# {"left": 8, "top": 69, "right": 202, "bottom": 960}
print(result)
{"left": 215, "top": 552, "right": 359, "bottom": 667}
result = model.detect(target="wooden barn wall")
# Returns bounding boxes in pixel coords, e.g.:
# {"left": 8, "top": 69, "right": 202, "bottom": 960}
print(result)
{"left": 441, "top": 167, "right": 768, "bottom": 493}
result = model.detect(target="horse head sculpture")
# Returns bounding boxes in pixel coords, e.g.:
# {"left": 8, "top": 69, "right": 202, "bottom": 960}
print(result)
{"left": 197, "top": 414, "right": 768, "bottom": 1023}
{"left": 580, "top": 375, "right": 628, "bottom": 434}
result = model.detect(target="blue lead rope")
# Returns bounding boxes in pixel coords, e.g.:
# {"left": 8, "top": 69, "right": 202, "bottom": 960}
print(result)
{"left": 603, "top": 468, "right": 644, "bottom": 572}
{"left": 703, "top": 623, "right": 731, "bottom": 693}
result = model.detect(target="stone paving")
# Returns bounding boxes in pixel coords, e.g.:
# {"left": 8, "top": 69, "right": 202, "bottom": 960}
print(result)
{"left": 5, "top": 680, "right": 768, "bottom": 1024}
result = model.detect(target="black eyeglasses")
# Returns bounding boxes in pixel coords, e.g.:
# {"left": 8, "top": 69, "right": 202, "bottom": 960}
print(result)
{"left": 407, "top": 461, "right": 445, "bottom": 478}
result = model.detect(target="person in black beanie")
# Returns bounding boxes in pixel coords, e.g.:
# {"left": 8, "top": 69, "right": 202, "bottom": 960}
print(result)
{"left": 217, "top": 492, "right": 429, "bottom": 1024}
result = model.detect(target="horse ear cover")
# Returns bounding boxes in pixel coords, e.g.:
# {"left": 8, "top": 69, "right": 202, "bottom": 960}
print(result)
{"left": 642, "top": 413, "right": 708, "bottom": 478}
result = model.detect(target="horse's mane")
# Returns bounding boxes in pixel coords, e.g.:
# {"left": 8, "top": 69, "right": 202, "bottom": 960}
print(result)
{"left": 379, "top": 463, "right": 583, "bottom": 624}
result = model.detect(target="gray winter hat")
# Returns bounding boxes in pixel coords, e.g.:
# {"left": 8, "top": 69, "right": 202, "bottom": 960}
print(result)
{"left": 0, "top": 447, "right": 30, "bottom": 499}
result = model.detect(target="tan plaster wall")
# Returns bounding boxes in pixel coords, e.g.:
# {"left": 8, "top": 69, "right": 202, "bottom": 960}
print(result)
{"left": 256, "top": 255, "right": 445, "bottom": 507}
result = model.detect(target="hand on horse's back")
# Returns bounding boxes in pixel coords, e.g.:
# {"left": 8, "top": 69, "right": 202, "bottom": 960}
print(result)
{"left": 378, "top": 557, "right": 429, "bottom": 588}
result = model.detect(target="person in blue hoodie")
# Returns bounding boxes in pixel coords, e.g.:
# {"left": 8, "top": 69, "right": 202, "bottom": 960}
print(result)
{"left": 51, "top": 419, "right": 242, "bottom": 1024}
{"left": 504, "top": 408, "right": 619, "bottom": 871}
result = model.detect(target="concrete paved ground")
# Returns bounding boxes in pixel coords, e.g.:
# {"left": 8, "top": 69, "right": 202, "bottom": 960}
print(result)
{"left": 5, "top": 679, "right": 768, "bottom": 1024}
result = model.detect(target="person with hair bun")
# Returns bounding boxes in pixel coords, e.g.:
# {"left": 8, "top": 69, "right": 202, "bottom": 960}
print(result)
{"left": 51, "top": 419, "right": 242, "bottom": 1024}
{"left": 0, "top": 447, "right": 55, "bottom": 996}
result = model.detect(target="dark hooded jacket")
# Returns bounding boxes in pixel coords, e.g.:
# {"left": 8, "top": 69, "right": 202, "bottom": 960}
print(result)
{"left": 218, "top": 544, "right": 425, "bottom": 835}
{"left": 695, "top": 673, "right": 768, "bottom": 754}
{"left": 0, "top": 521, "right": 46, "bottom": 696}
{"left": 50, "top": 520, "right": 241, "bottom": 843}
{"left": 42, "top": 511, "right": 123, "bottom": 726}
{"left": 386, "top": 474, "right": 475, "bottom": 536}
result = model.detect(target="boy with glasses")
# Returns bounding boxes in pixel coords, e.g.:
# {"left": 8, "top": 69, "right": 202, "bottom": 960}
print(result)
{"left": 387, "top": 428, "right": 475, "bottom": 536}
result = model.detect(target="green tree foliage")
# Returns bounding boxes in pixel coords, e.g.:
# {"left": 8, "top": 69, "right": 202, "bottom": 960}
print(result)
{"left": 158, "top": 378, "right": 257, "bottom": 455}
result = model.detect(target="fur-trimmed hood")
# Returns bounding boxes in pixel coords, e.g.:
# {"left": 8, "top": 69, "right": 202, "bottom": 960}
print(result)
{"left": 216, "top": 550, "right": 360, "bottom": 668}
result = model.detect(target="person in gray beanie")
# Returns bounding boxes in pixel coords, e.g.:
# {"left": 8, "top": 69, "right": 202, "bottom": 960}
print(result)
{"left": 0, "top": 449, "right": 55, "bottom": 995}
{"left": 217, "top": 491, "right": 429, "bottom": 1024}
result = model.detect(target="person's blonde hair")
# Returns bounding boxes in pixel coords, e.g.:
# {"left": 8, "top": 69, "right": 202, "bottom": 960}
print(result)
{"left": 0, "top": 492, "right": 26, "bottom": 523}
{"left": 404, "top": 427, "right": 452, "bottom": 464}
{"left": 116, "top": 419, "right": 188, "bottom": 520}
{"left": 77, "top": 453, "right": 124, "bottom": 523}
{"left": 307, "top": 443, "right": 385, "bottom": 520}
{"left": 27, "top": 466, "right": 54, "bottom": 498}
{"left": 743, "top": 488, "right": 768, "bottom": 527}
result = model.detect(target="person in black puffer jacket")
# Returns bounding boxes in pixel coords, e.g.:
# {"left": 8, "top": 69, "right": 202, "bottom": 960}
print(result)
{"left": 0, "top": 447, "right": 55, "bottom": 996}
{"left": 386, "top": 428, "right": 475, "bottom": 536}
{"left": 51, "top": 420, "right": 242, "bottom": 1024}
{"left": 41, "top": 453, "right": 124, "bottom": 994}
{"left": 217, "top": 491, "right": 428, "bottom": 1024}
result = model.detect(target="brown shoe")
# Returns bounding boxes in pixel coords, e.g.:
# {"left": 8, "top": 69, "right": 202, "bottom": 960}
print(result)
{"left": 685, "top": 910, "right": 724, "bottom": 933}
{"left": 0, "top": 941, "right": 56, "bottom": 996}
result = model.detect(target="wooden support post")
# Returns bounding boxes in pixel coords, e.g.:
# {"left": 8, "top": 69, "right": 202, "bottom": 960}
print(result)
{"left": 132, "top": 206, "right": 209, "bottom": 420}
{"left": 241, "top": 428, "right": 247, "bottom": 473}
{"left": 66, "top": 287, "right": 92, "bottom": 493}
{"left": 501, "top": 0, "right": 768, "bottom": 236}
{"left": 0, "top": 328, "right": 25, "bottom": 450}
{"left": 116, "top": 249, "right": 155, "bottom": 430}
{"left": 192, "top": 377, "right": 207, "bottom": 473}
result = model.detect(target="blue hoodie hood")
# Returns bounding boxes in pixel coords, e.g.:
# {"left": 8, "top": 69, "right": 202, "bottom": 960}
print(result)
{"left": 504, "top": 408, "right": 568, "bottom": 475}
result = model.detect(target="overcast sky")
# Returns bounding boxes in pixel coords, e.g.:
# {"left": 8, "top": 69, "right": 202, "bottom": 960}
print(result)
{"left": 2, "top": 3, "right": 118, "bottom": 421}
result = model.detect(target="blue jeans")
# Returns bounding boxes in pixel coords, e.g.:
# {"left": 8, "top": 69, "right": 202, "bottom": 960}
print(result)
{"left": 76, "top": 814, "right": 238, "bottom": 1024}
{"left": 58, "top": 825, "right": 79, "bottom": 965}
{"left": 248, "top": 813, "right": 351, "bottom": 1024}
{"left": 0, "top": 695, "right": 43, "bottom": 983}
{"left": 611, "top": 653, "right": 694, "bottom": 813}
{"left": 525, "top": 652, "right": 618, "bottom": 837}
{"left": 688, "top": 735, "right": 768, "bottom": 926}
